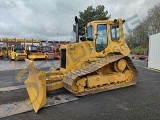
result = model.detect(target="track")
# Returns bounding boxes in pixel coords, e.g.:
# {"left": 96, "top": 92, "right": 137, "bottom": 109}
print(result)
{"left": 64, "top": 55, "right": 138, "bottom": 96}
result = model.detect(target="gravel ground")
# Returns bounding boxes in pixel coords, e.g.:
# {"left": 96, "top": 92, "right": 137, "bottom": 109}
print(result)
{"left": 0, "top": 65, "right": 160, "bottom": 120}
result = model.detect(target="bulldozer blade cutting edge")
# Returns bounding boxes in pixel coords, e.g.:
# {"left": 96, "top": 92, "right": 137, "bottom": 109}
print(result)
{"left": 24, "top": 59, "right": 46, "bottom": 113}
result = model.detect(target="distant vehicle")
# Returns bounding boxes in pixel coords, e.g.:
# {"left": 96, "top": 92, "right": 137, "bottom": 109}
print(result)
{"left": 8, "top": 45, "right": 27, "bottom": 61}
{"left": 51, "top": 46, "right": 60, "bottom": 59}
{"left": 0, "top": 46, "right": 7, "bottom": 58}
{"left": 41, "top": 46, "right": 54, "bottom": 60}
{"left": 26, "top": 45, "right": 45, "bottom": 60}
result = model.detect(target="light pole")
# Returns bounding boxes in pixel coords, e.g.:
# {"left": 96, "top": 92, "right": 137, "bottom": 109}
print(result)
{"left": 57, "top": 33, "right": 59, "bottom": 41}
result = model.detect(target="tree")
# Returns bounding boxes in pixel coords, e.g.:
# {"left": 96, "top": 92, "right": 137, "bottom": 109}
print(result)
{"left": 146, "top": 4, "right": 160, "bottom": 35}
{"left": 125, "top": 3, "right": 160, "bottom": 52}
{"left": 73, "top": 5, "right": 111, "bottom": 35}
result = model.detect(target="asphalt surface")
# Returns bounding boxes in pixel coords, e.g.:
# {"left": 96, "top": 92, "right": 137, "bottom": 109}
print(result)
{"left": 0, "top": 67, "right": 51, "bottom": 88}
{"left": 0, "top": 59, "right": 60, "bottom": 88}
{"left": 0, "top": 64, "right": 160, "bottom": 120}
{"left": 0, "top": 59, "right": 60, "bottom": 71}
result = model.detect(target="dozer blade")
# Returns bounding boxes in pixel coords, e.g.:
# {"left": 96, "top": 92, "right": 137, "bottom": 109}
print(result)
{"left": 24, "top": 59, "right": 46, "bottom": 113}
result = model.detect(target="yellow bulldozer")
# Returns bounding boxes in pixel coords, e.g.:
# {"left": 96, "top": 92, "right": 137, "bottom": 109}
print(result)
{"left": 24, "top": 17, "right": 138, "bottom": 113}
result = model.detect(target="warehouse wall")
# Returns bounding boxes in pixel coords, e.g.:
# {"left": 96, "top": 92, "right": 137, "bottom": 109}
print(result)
{"left": 148, "top": 33, "right": 160, "bottom": 70}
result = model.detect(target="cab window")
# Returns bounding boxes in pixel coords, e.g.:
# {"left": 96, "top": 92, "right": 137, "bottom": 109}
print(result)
{"left": 111, "top": 24, "right": 120, "bottom": 41}
{"left": 87, "top": 25, "right": 92, "bottom": 38}
{"left": 95, "top": 24, "right": 108, "bottom": 52}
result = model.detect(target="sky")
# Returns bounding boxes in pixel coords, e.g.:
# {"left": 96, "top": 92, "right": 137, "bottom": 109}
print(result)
{"left": 0, "top": 0, "right": 159, "bottom": 41}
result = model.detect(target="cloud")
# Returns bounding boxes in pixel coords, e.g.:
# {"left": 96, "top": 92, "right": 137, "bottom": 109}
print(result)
{"left": 0, "top": 0, "right": 159, "bottom": 41}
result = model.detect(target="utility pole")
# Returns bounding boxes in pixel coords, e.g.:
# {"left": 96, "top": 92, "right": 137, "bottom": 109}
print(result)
{"left": 57, "top": 33, "right": 59, "bottom": 42}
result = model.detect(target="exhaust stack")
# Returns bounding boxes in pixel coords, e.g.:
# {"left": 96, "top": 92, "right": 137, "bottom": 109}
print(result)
{"left": 75, "top": 16, "right": 79, "bottom": 42}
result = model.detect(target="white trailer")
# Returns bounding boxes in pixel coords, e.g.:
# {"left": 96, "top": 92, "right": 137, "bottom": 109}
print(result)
{"left": 148, "top": 33, "right": 160, "bottom": 70}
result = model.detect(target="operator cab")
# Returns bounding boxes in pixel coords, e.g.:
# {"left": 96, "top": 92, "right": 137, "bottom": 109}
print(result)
{"left": 13, "top": 46, "right": 24, "bottom": 53}
{"left": 80, "top": 19, "right": 125, "bottom": 53}
{"left": 26, "top": 45, "right": 38, "bottom": 53}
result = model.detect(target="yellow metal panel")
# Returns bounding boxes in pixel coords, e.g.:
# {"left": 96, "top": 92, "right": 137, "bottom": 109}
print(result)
{"left": 25, "top": 39, "right": 41, "bottom": 43}
{"left": 76, "top": 78, "right": 86, "bottom": 92}
{"left": 46, "top": 81, "right": 64, "bottom": 91}
{"left": 1, "top": 38, "right": 6, "bottom": 42}
{"left": 87, "top": 75, "right": 109, "bottom": 87}
{"left": 87, "top": 74, "right": 125, "bottom": 88}
{"left": 48, "top": 75, "right": 64, "bottom": 81}
{"left": 17, "top": 39, "right": 24, "bottom": 42}
{"left": 76, "top": 78, "right": 86, "bottom": 86}
{"left": 28, "top": 54, "right": 45, "bottom": 60}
